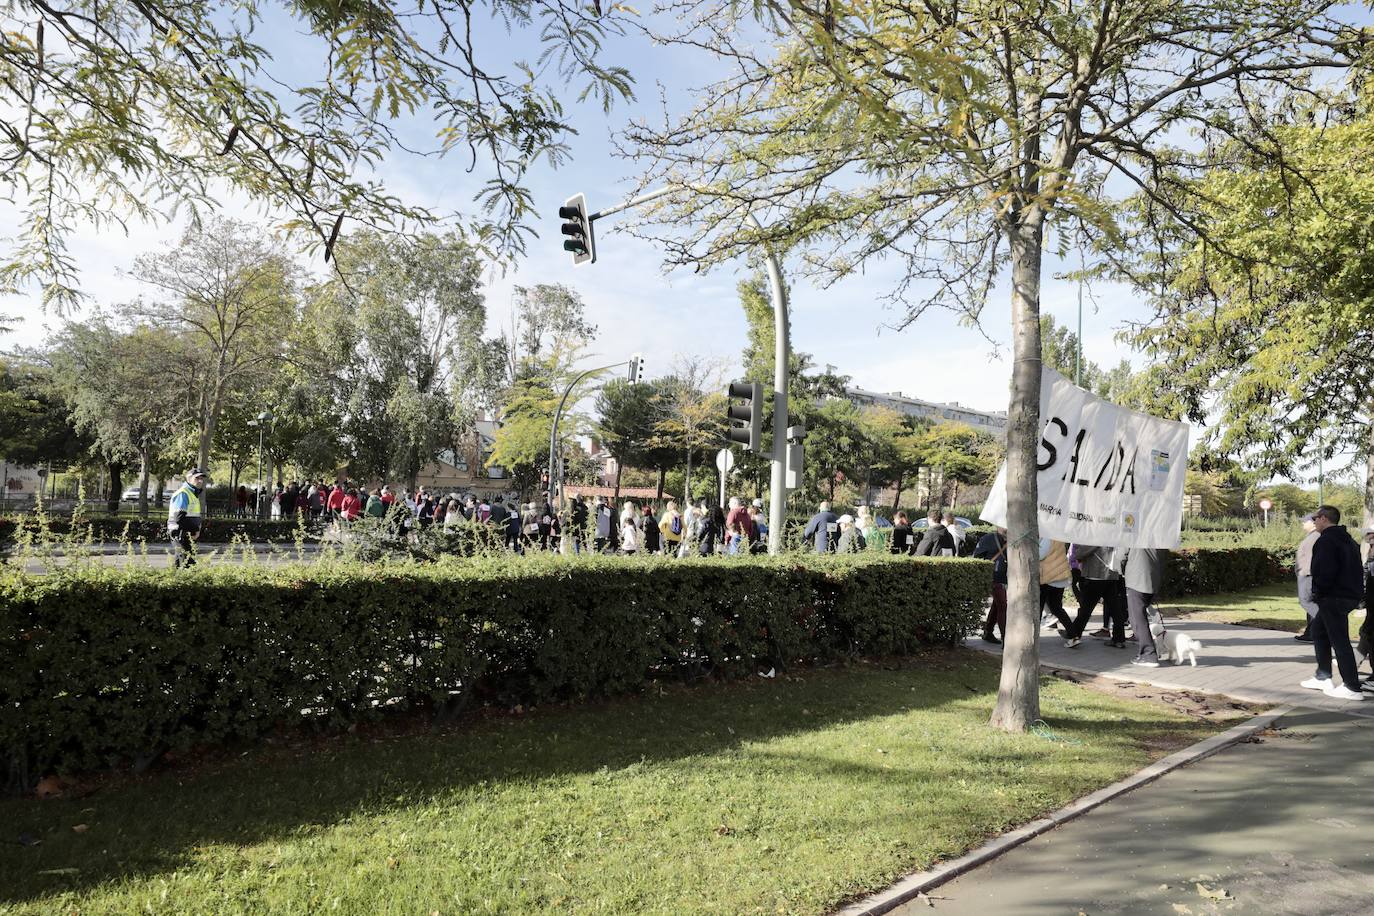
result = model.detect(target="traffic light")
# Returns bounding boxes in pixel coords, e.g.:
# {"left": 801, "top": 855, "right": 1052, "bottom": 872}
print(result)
{"left": 558, "top": 193, "right": 596, "bottom": 265}
{"left": 628, "top": 354, "right": 644, "bottom": 384}
{"left": 726, "top": 381, "right": 763, "bottom": 452}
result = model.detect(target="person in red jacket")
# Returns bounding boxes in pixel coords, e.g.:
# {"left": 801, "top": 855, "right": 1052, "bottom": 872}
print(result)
{"left": 327, "top": 482, "right": 347, "bottom": 519}
{"left": 340, "top": 487, "right": 362, "bottom": 521}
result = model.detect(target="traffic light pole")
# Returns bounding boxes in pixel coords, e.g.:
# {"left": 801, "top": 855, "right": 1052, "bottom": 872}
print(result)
{"left": 573, "top": 185, "right": 792, "bottom": 555}
{"left": 742, "top": 210, "right": 790, "bottom": 556}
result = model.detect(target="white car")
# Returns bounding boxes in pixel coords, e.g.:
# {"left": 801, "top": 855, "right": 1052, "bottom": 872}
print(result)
{"left": 912, "top": 516, "right": 975, "bottom": 529}
{"left": 121, "top": 486, "right": 177, "bottom": 501}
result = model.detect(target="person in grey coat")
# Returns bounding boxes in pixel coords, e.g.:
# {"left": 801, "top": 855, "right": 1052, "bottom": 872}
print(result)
{"left": 1294, "top": 514, "right": 1320, "bottom": 641}
{"left": 1123, "top": 547, "right": 1165, "bottom": 666}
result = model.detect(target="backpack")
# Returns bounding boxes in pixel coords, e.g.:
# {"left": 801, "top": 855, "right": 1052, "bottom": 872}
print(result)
{"left": 671, "top": 514, "right": 682, "bottom": 536}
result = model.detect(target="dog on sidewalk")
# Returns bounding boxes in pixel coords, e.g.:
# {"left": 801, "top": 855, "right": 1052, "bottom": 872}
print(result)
{"left": 1150, "top": 618, "right": 1204, "bottom": 667}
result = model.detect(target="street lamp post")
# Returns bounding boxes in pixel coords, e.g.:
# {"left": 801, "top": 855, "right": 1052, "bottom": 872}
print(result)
{"left": 548, "top": 360, "right": 632, "bottom": 552}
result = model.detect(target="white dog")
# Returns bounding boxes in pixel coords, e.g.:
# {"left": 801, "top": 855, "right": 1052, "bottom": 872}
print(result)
{"left": 1150, "top": 619, "right": 1204, "bottom": 666}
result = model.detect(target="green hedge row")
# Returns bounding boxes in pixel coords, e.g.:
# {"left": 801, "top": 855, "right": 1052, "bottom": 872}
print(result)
{"left": 1, "top": 554, "right": 989, "bottom": 782}
{"left": 1159, "top": 547, "right": 1289, "bottom": 599}
{"left": 0, "top": 515, "right": 304, "bottom": 545}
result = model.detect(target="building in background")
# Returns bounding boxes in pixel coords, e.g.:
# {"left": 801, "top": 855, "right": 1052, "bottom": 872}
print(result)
{"left": 845, "top": 387, "right": 1008, "bottom": 433}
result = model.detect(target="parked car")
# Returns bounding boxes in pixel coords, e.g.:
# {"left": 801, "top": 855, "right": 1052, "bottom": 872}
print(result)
{"left": 913, "top": 516, "right": 975, "bottom": 529}
{"left": 121, "top": 486, "right": 177, "bottom": 502}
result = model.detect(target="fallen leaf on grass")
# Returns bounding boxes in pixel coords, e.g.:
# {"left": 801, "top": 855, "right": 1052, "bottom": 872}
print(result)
{"left": 71, "top": 824, "right": 88, "bottom": 833}
{"left": 715, "top": 823, "right": 734, "bottom": 836}
{"left": 36, "top": 868, "right": 79, "bottom": 876}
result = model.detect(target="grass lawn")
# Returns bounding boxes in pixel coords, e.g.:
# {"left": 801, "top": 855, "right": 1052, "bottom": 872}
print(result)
{"left": 1, "top": 652, "right": 1224, "bottom": 915}
{"left": 1160, "top": 582, "right": 1364, "bottom": 640}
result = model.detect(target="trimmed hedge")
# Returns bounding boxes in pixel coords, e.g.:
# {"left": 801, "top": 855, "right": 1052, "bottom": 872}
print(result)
{"left": 0, "top": 515, "right": 304, "bottom": 546}
{"left": 1160, "top": 547, "right": 1289, "bottom": 599}
{"left": 1, "top": 554, "right": 988, "bottom": 782}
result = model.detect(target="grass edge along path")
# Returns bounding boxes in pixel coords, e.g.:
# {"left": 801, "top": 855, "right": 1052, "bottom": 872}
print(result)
{"left": 1162, "top": 581, "right": 1362, "bottom": 640}
{"left": 1, "top": 652, "right": 1228, "bottom": 915}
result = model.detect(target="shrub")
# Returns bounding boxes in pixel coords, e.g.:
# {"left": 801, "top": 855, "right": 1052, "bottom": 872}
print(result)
{"left": 0, "top": 553, "right": 989, "bottom": 782}
{"left": 1159, "top": 547, "right": 1289, "bottom": 599}
{"left": 0, "top": 514, "right": 304, "bottom": 546}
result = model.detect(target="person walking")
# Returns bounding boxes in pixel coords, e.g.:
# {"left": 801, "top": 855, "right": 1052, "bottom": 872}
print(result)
{"left": 1039, "top": 539, "right": 1074, "bottom": 636}
{"left": 641, "top": 504, "right": 661, "bottom": 554}
{"left": 167, "top": 468, "right": 209, "bottom": 568}
{"left": 1294, "top": 513, "right": 1321, "bottom": 642}
{"left": 943, "top": 512, "right": 966, "bottom": 555}
{"left": 725, "top": 496, "right": 752, "bottom": 555}
{"left": 569, "top": 493, "right": 588, "bottom": 554}
{"left": 593, "top": 496, "right": 613, "bottom": 553}
{"left": 802, "top": 500, "right": 840, "bottom": 553}
{"left": 890, "top": 511, "right": 916, "bottom": 555}
{"left": 1067, "top": 544, "right": 1128, "bottom": 648}
{"left": 699, "top": 504, "right": 726, "bottom": 556}
{"left": 1122, "top": 547, "right": 1165, "bottom": 667}
{"left": 973, "top": 526, "right": 1008, "bottom": 644}
{"left": 1300, "top": 505, "right": 1366, "bottom": 700}
{"left": 915, "top": 510, "right": 955, "bottom": 556}
{"left": 835, "top": 514, "right": 867, "bottom": 553}
{"left": 659, "top": 500, "right": 683, "bottom": 556}
{"left": 1358, "top": 525, "right": 1374, "bottom": 682}
{"left": 748, "top": 501, "right": 768, "bottom": 554}
{"left": 620, "top": 502, "right": 641, "bottom": 554}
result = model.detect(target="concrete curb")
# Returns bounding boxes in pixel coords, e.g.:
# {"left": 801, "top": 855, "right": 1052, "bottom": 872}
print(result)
{"left": 833, "top": 704, "right": 1294, "bottom": 916}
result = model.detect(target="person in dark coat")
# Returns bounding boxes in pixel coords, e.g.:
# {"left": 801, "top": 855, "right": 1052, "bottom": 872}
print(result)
{"left": 915, "top": 510, "right": 955, "bottom": 556}
{"left": 973, "top": 527, "right": 1008, "bottom": 643}
{"left": 802, "top": 500, "right": 840, "bottom": 553}
{"left": 890, "top": 511, "right": 916, "bottom": 555}
{"left": 1303, "top": 505, "right": 1366, "bottom": 699}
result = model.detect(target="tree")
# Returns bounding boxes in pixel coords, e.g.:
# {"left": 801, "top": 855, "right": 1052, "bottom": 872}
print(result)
{"left": 325, "top": 230, "right": 488, "bottom": 486}
{"left": 627, "top": 0, "right": 1357, "bottom": 730}
{"left": 650, "top": 357, "right": 728, "bottom": 507}
{"left": 128, "top": 217, "right": 297, "bottom": 471}
{"left": 1, "top": 0, "right": 633, "bottom": 310}
{"left": 0, "top": 358, "right": 88, "bottom": 480}
{"left": 48, "top": 321, "right": 185, "bottom": 516}
{"left": 1121, "top": 106, "right": 1374, "bottom": 528}
{"left": 596, "top": 379, "right": 675, "bottom": 498}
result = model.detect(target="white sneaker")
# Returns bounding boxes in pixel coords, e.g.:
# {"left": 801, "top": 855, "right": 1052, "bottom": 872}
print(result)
{"left": 1300, "top": 677, "right": 1332, "bottom": 691}
{"left": 1324, "top": 684, "right": 1366, "bottom": 701}
{"left": 1064, "top": 637, "right": 1081, "bottom": 649}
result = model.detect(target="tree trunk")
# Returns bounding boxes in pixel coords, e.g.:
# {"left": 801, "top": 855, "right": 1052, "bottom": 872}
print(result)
{"left": 106, "top": 461, "right": 123, "bottom": 515}
{"left": 684, "top": 451, "right": 692, "bottom": 508}
{"left": 951, "top": 478, "right": 961, "bottom": 511}
{"left": 614, "top": 461, "right": 622, "bottom": 502}
{"left": 656, "top": 467, "right": 666, "bottom": 502}
{"left": 891, "top": 471, "right": 904, "bottom": 511}
{"left": 990, "top": 212, "right": 1045, "bottom": 733}
{"left": 137, "top": 450, "right": 151, "bottom": 519}
{"left": 155, "top": 476, "right": 167, "bottom": 508}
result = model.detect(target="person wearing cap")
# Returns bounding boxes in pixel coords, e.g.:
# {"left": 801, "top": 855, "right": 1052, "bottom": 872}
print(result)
{"left": 1299, "top": 505, "right": 1366, "bottom": 700}
{"left": 1293, "top": 513, "right": 1321, "bottom": 641}
{"left": 835, "top": 514, "right": 866, "bottom": 553}
{"left": 167, "top": 468, "right": 208, "bottom": 568}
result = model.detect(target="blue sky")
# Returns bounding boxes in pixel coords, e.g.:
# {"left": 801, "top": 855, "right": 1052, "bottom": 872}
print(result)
{"left": 0, "top": 3, "right": 1147, "bottom": 422}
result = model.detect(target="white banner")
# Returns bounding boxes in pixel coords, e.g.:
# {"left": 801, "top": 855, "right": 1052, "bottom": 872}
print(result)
{"left": 981, "top": 367, "right": 1189, "bottom": 549}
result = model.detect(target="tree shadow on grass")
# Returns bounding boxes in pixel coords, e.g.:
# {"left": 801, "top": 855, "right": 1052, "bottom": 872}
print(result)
{"left": 0, "top": 651, "right": 989, "bottom": 903}
{"left": 0, "top": 650, "right": 1198, "bottom": 907}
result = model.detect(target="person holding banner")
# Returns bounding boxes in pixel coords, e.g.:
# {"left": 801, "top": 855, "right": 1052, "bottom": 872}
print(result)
{"left": 1123, "top": 547, "right": 1165, "bottom": 667}
{"left": 1039, "top": 539, "right": 1074, "bottom": 636}
{"left": 974, "top": 527, "right": 1009, "bottom": 643}
{"left": 1066, "top": 545, "right": 1128, "bottom": 649}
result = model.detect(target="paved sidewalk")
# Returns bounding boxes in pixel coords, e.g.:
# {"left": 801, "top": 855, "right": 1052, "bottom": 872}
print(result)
{"left": 966, "top": 619, "right": 1373, "bottom": 717}
{"left": 890, "top": 709, "right": 1374, "bottom": 915}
